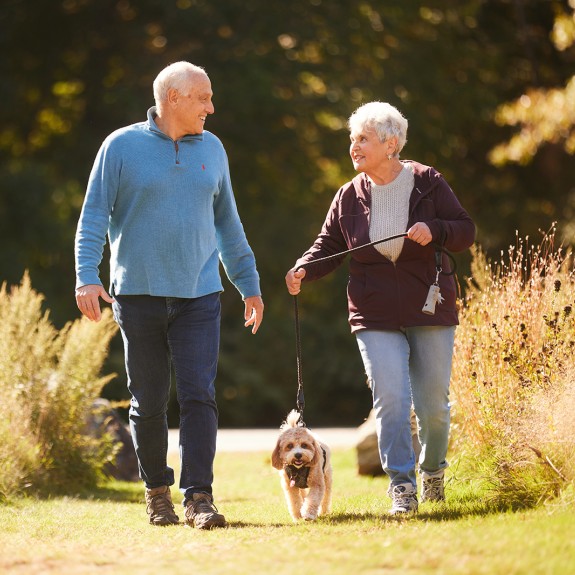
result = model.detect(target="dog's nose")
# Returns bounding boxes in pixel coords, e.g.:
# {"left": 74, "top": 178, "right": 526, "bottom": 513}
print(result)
{"left": 295, "top": 452, "right": 302, "bottom": 460}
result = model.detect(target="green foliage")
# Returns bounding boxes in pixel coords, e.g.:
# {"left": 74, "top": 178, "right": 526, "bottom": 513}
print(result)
{"left": 1, "top": 1, "right": 574, "bottom": 426}
{"left": 452, "top": 227, "right": 575, "bottom": 508}
{"left": 490, "top": 2, "right": 575, "bottom": 165}
{"left": 0, "top": 273, "right": 119, "bottom": 500}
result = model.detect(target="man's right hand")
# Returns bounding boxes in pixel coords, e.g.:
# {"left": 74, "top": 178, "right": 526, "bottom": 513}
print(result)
{"left": 75, "top": 284, "right": 115, "bottom": 322}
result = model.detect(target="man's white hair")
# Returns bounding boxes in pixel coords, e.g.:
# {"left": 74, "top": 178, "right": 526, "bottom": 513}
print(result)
{"left": 153, "top": 61, "right": 207, "bottom": 111}
{"left": 348, "top": 102, "right": 408, "bottom": 157}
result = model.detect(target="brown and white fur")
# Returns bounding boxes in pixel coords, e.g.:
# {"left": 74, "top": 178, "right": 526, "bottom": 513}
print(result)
{"left": 271, "top": 410, "right": 333, "bottom": 521}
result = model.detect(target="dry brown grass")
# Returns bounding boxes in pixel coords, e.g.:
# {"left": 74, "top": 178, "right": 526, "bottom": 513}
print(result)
{"left": 0, "top": 273, "right": 119, "bottom": 500}
{"left": 452, "top": 227, "right": 575, "bottom": 507}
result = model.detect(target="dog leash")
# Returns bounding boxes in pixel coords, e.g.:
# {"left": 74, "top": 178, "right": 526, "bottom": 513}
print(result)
{"left": 292, "top": 233, "right": 456, "bottom": 426}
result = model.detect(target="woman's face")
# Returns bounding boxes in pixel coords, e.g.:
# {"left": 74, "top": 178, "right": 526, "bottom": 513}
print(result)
{"left": 349, "top": 127, "right": 391, "bottom": 175}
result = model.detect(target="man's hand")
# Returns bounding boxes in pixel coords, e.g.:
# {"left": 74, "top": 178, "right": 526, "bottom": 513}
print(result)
{"left": 244, "top": 295, "right": 264, "bottom": 334}
{"left": 75, "top": 284, "right": 114, "bottom": 322}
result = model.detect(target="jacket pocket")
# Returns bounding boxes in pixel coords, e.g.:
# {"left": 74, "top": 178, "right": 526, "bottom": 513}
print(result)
{"left": 416, "top": 198, "right": 436, "bottom": 220}
{"left": 362, "top": 272, "right": 394, "bottom": 318}
{"left": 347, "top": 272, "right": 365, "bottom": 315}
{"left": 339, "top": 213, "right": 369, "bottom": 247}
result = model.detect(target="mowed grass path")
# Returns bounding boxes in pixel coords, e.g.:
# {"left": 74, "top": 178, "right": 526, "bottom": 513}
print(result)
{"left": 1, "top": 448, "right": 573, "bottom": 575}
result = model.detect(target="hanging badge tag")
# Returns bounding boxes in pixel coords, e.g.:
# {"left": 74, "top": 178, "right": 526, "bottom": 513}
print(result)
{"left": 422, "top": 267, "right": 444, "bottom": 315}
{"left": 422, "top": 284, "right": 442, "bottom": 315}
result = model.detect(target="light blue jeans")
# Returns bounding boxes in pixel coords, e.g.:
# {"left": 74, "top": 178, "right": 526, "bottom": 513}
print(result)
{"left": 112, "top": 292, "right": 220, "bottom": 505}
{"left": 356, "top": 326, "right": 456, "bottom": 489}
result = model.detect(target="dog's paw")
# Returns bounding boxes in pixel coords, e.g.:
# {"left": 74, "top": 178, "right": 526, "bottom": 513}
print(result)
{"left": 289, "top": 510, "right": 302, "bottom": 521}
{"left": 301, "top": 507, "right": 318, "bottom": 521}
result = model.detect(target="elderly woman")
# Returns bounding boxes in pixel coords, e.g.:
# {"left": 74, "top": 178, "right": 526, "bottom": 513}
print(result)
{"left": 285, "top": 102, "right": 475, "bottom": 515}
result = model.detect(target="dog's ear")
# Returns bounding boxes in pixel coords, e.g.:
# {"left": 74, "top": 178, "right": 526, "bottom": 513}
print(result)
{"left": 308, "top": 437, "right": 321, "bottom": 467}
{"left": 271, "top": 440, "right": 284, "bottom": 470}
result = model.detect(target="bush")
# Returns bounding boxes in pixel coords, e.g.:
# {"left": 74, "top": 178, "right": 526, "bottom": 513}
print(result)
{"left": 452, "top": 228, "right": 575, "bottom": 508}
{"left": 0, "top": 273, "right": 119, "bottom": 501}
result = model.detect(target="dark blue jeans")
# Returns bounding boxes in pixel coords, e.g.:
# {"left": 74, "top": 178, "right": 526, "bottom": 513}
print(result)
{"left": 112, "top": 292, "right": 220, "bottom": 504}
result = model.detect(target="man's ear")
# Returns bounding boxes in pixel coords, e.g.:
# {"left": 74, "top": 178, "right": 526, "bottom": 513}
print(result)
{"left": 166, "top": 87, "right": 180, "bottom": 107}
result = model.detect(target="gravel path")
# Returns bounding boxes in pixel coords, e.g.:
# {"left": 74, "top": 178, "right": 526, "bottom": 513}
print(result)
{"left": 168, "top": 427, "right": 359, "bottom": 453}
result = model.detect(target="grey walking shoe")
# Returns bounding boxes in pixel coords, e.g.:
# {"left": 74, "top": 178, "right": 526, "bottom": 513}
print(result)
{"left": 388, "top": 483, "right": 418, "bottom": 515}
{"left": 185, "top": 493, "right": 227, "bottom": 529}
{"left": 145, "top": 485, "right": 180, "bottom": 526}
{"left": 421, "top": 470, "right": 445, "bottom": 502}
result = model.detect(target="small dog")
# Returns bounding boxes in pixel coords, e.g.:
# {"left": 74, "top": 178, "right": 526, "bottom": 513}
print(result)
{"left": 271, "top": 410, "right": 332, "bottom": 521}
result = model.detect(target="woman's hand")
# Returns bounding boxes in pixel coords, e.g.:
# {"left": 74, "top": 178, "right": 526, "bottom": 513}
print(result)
{"left": 285, "top": 267, "right": 306, "bottom": 295}
{"left": 407, "top": 222, "right": 432, "bottom": 246}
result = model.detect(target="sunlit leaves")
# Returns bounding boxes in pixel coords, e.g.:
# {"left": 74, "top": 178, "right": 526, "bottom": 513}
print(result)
{"left": 489, "top": 4, "right": 575, "bottom": 166}
{"left": 552, "top": 1, "right": 575, "bottom": 51}
{"left": 489, "top": 76, "right": 575, "bottom": 165}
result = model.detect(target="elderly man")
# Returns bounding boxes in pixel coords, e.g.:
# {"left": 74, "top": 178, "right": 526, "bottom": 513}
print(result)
{"left": 75, "top": 61, "right": 264, "bottom": 529}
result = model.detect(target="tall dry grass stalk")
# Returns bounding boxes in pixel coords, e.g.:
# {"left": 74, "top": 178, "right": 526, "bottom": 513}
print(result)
{"left": 452, "top": 227, "right": 575, "bottom": 507}
{"left": 0, "top": 273, "right": 119, "bottom": 500}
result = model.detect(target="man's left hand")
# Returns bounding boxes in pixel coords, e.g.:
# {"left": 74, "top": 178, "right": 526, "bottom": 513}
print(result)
{"left": 244, "top": 295, "right": 264, "bottom": 334}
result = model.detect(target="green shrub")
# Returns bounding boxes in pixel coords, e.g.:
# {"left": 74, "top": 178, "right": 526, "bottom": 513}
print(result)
{"left": 0, "top": 273, "right": 119, "bottom": 500}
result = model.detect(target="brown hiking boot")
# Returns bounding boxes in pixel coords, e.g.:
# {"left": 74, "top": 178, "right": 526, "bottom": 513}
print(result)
{"left": 184, "top": 493, "right": 227, "bottom": 529}
{"left": 145, "top": 486, "right": 179, "bottom": 526}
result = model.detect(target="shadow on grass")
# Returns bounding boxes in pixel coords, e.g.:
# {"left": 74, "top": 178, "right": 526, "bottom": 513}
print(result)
{"left": 225, "top": 520, "right": 289, "bottom": 528}
{"left": 78, "top": 481, "right": 143, "bottom": 503}
{"left": 327, "top": 498, "right": 505, "bottom": 525}
{"left": 16, "top": 479, "right": 513, "bottom": 526}
{"left": 21, "top": 479, "right": 144, "bottom": 504}
{"left": 220, "top": 503, "right": 500, "bottom": 529}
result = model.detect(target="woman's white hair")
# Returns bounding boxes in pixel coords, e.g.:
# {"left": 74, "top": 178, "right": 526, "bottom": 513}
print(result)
{"left": 348, "top": 101, "right": 408, "bottom": 157}
{"left": 153, "top": 61, "right": 207, "bottom": 112}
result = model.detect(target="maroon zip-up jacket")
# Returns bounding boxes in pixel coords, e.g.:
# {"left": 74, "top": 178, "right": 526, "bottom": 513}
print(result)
{"left": 294, "top": 160, "right": 476, "bottom": 333}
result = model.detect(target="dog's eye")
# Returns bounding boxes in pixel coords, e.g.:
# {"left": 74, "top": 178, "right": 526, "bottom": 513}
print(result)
{"left": 286, "top": 443, "right": 294, "bottom": 450}
{"left": 301, "top": 443, "right": 309, "bottom": 449}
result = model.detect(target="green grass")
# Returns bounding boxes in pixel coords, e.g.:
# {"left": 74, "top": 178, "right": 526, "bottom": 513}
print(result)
{"left": 1, "top": 448, "right": 573, "bottom": 575}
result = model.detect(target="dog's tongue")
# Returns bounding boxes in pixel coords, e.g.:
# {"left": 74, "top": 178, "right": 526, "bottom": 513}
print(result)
{"left": 290, "top": 480, "right": 296, "bottom": 488}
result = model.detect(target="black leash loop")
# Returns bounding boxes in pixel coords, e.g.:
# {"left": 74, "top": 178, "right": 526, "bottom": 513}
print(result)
{"left": 292, "top": 233, "right": 398, "bottom": 424}
{"left": 291, "top": 233, "right": 458, "bottom": 424}
{"left": 295, "top": 233, "right": 408, "bottom": 270}
{"left": 295, "top": 233, "right": 456, "bottom": 275}
{"left": 293, "top": 235, "right": 407, "bottom": 423}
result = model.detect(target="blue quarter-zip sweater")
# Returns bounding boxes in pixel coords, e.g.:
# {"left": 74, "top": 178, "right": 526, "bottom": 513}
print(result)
{"left": 75, "top": 107, "right": 261, "bottom": 299}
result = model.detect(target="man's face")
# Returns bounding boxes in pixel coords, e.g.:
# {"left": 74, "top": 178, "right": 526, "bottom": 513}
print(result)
{"left": 177, "top": 74, "right": 215, "bottom": 135}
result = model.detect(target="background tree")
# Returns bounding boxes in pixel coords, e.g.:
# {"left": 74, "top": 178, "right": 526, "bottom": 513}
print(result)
{"left": 490, "top": 0, "right": 575, "bottom": 166}
{"left": 0, "top": 0, "right": 573, "bottom": 426}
